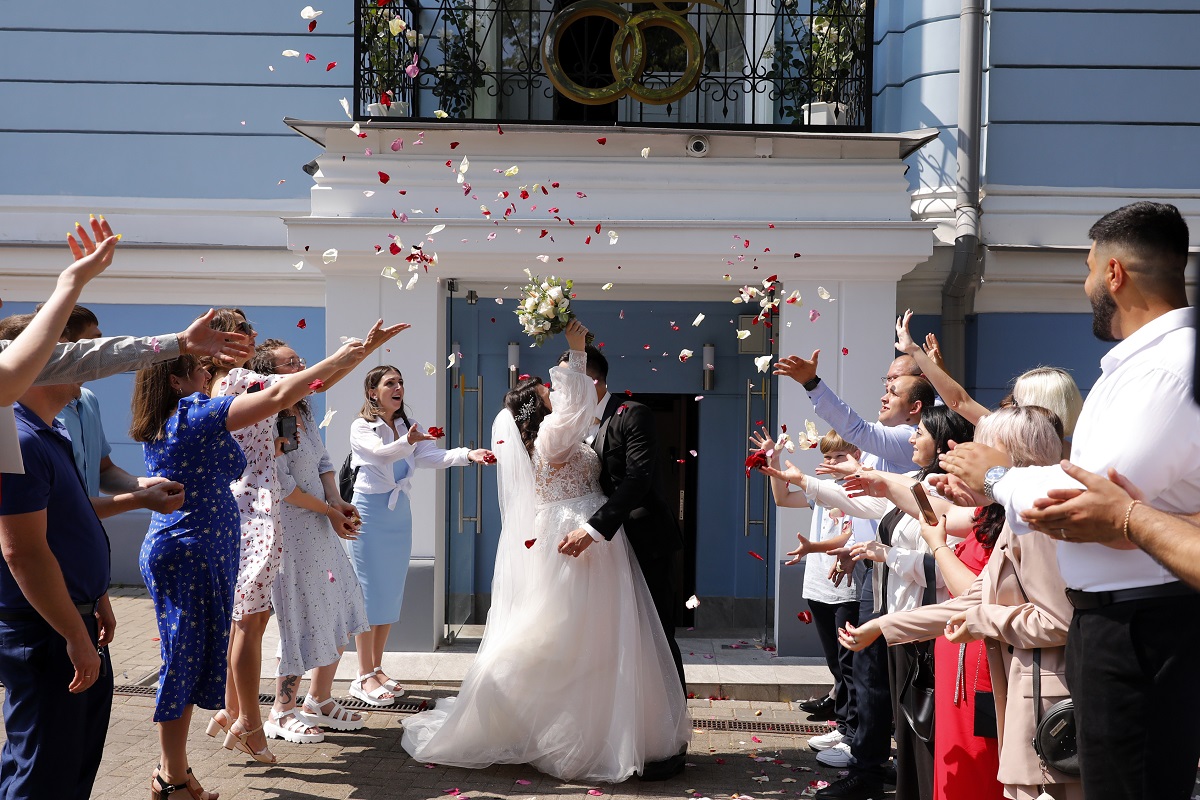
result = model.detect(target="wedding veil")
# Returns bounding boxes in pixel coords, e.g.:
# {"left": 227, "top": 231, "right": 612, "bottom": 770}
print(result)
{"left": 488, "top": 408, "right": 537, "bottom": 617}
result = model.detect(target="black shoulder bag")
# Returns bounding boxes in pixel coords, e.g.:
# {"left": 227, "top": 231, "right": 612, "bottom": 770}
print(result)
{"left": 898, "top": 548, "right": 938, "bottom": 744}
{"left": 1032, "top": 649, "right": 1080, "bottom": 775}
{"left": 337, "top": 454, "right": 360, "bottom": 503}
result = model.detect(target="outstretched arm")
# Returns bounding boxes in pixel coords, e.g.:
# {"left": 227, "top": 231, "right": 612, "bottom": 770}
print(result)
{"left": 895, "top": 310, "right": 989, "bottom": 424}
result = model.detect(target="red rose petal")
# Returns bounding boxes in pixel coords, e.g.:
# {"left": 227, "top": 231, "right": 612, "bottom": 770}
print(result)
{"left": 751, "top": 736, "right": 762, "bottom": 743}
{"left": 389, "top": 242, "right": 401, "bottom": 255}
{"left": 798, "top": 610, "right": 813, "bottom": 623}
{"left": 296, "top": 318, "right": 307, "bottom": 329}
{"left": 595, "top": 223, "right": 602, "bottom": 234}
{"left": 842, "top": 347, "right": 849, "bottom": 355}
{"left": 326, "top": 61, "right": 336, "bottom": 71}
{"left": 304, "top": 53, "right": 316, "bottom": 62}
{"left": 427, "top": 426, "right": 445, "bottom": 438}
{"left": 308, "top": 19, "right": 317, "bottom": 31}
{"left": 524, "top": 539, "right": 536, "bottom": 549}
{"left": 450, "top": 141, "right": 460, "bottom": 149}
{"left": 596, "top": 137, "right": 606, "bottom": 145}
{"left": 391, "top": 209, "right": 399, "bottom": 219}
{"left": 748, "top": 550, "right": 765, "bottom": 561}
{"left": 623, "top": 390, "right": 632, "bottom": 396}
{"left": 497, "top": 124, "right": 504, "bottom": 135}
{"left": 552, "top": 182, "right": 560, "bottom": 188}
{"left": 378, "top": 171, "right": 390, "bottom": 184}
{"left": 539, "top": 229, "right": 549, "bottom": 238}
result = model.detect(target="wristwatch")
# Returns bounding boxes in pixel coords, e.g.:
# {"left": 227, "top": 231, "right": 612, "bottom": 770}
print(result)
{"left": 803, "top": 376, "right": 822, "bottom": 392}
{"left": 982, "top": 465, "right": 1010, "bottom": 501}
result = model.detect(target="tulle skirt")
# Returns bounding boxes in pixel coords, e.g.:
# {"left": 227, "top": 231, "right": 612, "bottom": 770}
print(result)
{"left": 401, "top": 491, "right": 691, "bottom": 782}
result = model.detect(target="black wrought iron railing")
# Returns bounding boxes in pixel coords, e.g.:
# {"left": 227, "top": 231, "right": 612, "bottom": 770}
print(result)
{"left": 355, "top": 0, "right": 872, "bottom": 129}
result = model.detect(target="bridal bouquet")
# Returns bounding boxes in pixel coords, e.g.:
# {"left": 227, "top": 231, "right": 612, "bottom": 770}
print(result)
{"left": 514, "top": 274, "right": 592, "bottom": 347}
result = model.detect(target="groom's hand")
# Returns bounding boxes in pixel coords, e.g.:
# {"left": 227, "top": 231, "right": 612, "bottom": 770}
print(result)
{"left": 558, "top": 529, "right": 594, "bottom": 558}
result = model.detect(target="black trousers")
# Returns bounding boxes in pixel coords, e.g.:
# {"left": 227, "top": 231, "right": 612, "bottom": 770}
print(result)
{"left": 635, "top": 549, "right": 686, "bottom": 692}
{"left": 888, "top": 643, "right": 934, "bottom": 800}
{"left": 0, "top": 613, "right": 113, "bottom": 800}
{"left": 1067, "top": 591, "right": 1200, "bottom": 800}
{"left": 847, "top": 562, "right": 893, "bottom": 778}
{"left": 808, "top": 599, "right": 859, "bottom": 738}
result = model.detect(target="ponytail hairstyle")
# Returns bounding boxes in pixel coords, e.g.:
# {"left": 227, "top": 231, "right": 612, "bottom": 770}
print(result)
{"left": 504, "top": 376, "right": 550, "bottom": 455}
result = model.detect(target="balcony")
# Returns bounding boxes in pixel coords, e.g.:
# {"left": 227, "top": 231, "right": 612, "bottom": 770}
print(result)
{"left": 354, "top": 0, "right": 872, "bottom": 130}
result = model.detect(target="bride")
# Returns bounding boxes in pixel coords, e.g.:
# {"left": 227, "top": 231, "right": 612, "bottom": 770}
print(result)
{"left": 401, "top": 320, "right": 691, "bottom": 782}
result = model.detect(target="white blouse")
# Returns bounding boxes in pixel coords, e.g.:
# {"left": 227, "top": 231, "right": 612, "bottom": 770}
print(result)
{"left": 349, "top": 416, "right": 470, "bottom": 509}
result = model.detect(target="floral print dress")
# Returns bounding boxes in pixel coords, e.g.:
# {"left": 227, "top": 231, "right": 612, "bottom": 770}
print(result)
{"left": 213, "top": 368, "right": 284, "bottom": 619}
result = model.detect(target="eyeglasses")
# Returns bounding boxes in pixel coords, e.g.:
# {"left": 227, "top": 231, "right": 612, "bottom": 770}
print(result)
{"left": 275, "top": 356, "right": 306, "bottom": 370}
{"left": 881, "top": 375, "right": 900, "bottom": 385}
{"left": 236, "top": 321, "right": 256, "bottom": 335}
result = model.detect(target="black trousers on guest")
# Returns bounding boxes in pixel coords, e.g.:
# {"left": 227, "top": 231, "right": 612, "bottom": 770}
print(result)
{"left": 847, "top": 562, "right": 893, "bottom": 779}
{"left": 888, "top": 642, "right": 934, "bottom": 800}
{"left": 808, "top": 599, "right": 859, "bottom": 738}
{"left": 1067, "top": 591, "right": 1200, "bottom": 800}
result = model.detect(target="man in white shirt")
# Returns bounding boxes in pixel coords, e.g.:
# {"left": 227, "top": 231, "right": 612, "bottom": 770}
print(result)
{"left": 937, "top": 202, "right": 1200, "bottom": 800}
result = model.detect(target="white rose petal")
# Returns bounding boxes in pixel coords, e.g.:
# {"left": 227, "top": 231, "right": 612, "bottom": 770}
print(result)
{"left": 818, "top": 286, "right": 834, "bottom": 301}
{"left": 300, "top": 6, "right": 323, "bottom": 20}
{"left": 679, "top": 349, "right": 694, "bottom": 362}
{"left": 754, "top": 355, "right": 773, "bottom": 373}
{"left": 293, "top": 260, "right": 304, "bottom": 270}
{"left": 433, "top": 110, "right": 449, "bottom": 119}
{"left": 692, "top": 313, "right": 705, "bottom": 326}
{"left": 338, "top": 97, "right": 351, "bottom": 119}
{"left": 536, "top": 254, "right": 550, "bottom": 263}
{"left": 423, "top": 362, "right": 436, "bottom": 376}
{"left": 736, "top": 329, "right": 751, "bottom": 340}
{"left": 322, "top": 248, "right": 338, "bottom": 264}
{"left": 504, "top": 165, "right": 519, "bottom": 177}
{"left": 641, "top": 147, "right": 651, "bottom": 158}
{"left": 282, "top": 50, "right": 301, "bottom": 58}
{"left": 319, "top": 408, "right": 336, "bottom": 428}
{"left": 607, "top": 230, "right": 619, "bottom": 245}
{"left": 685, "top": 595, "right": 700, "bottom": 609}
{"left": 447, "top": 352, "right": 459, "bottom": 368}
{"left": 405, "top": 273, "right": 419, "bottom": 289}
{"left": 602, "top": 282, "right": 614, "bottom": 291}
{"left": 425, "top": 224, "right": 446, "bottom": 237}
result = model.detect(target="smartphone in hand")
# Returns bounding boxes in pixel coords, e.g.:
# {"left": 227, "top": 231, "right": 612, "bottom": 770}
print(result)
{"left": 910, "top": 482, "right": 939, "bottom": 526}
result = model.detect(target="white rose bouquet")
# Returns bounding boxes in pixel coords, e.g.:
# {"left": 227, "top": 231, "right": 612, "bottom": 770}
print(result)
{"left": 514, "top": 274, "right": 593, "bottom": 347}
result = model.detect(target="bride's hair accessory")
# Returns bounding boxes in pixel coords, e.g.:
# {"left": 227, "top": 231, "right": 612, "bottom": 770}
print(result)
{"left": 514, "top": 396, "right": 539, "bottom": 423}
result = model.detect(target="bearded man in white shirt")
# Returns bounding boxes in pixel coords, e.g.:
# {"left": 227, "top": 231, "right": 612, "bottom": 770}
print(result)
{"left": 937, "top": 201, "right": 1200, "bottom": 800}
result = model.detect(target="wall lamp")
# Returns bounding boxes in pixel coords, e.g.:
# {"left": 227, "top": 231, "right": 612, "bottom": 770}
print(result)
{"left": 703, "top": 343, "right": 715, "bottom": 391}
{"left": 508, "top": 342, "right": 520, "bottom": 389}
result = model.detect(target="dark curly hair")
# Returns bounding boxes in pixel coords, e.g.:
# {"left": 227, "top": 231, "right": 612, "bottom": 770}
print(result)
{"left": 505, "top": 376, "right": 550, "bottom": 455}
{"left": 248, "top": 338, "right": 308, "bottom": 416}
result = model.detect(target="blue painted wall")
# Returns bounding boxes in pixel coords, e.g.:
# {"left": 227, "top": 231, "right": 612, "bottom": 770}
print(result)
{"left": 444, "top": 297, "right": 779, "bottom": 603}
{"left": 1, "top": 303, "right": 325, "bottom": 473}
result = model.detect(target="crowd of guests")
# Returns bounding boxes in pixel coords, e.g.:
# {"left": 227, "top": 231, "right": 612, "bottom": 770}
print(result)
{"left": 0, "top": 201, "right": 1195, "bottom": 800}
{"left": 762, "top": 201, "right": 1200, "bottom": 800}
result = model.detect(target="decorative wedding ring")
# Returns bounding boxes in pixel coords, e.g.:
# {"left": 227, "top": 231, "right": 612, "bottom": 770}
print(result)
{"left": 834, "top": 563, "right": 845, "bottom": 573}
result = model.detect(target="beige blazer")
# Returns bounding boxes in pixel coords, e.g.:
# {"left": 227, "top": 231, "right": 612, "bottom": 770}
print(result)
{"left": 875, "top": 524, "right": 1080, "bottom": 791}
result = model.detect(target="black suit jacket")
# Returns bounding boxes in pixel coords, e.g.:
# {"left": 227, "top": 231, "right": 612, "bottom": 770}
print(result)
{"left": 587, "top": 395, "right": 683, "bottom": 560}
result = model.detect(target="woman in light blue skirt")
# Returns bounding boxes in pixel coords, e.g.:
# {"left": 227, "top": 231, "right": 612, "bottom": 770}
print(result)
{"left": 346, "top": 365, "right": 495, "bottom": 706}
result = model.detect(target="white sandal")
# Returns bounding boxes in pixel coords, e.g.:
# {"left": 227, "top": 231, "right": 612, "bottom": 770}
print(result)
{"left": 264, "top": 708, "right": 325, "bottom": 743}
{"left": 300, "top": 695, "right": 367, "bottom": 731}
{"left": 348, "top": 672, "right": 395, "bottom": 707}
{"left": 373, "top": 667, "right": 407, "bottom": 698}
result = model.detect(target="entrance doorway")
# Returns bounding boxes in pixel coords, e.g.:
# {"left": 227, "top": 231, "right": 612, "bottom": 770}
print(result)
{"left": 637, "top": 393, "right": 699, "bottom": 627}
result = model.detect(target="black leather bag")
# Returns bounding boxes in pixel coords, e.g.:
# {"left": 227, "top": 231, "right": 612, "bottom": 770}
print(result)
{"left": 898, "top": 553, "right": 939, "bottom": 744}
{"left": 1032, "top": 649, "right": 1080, "bottom": 775}
{"left": 337, "top": 453, "right": 360, "bottom": 503}
{"left": 900, "top": 642, "right": 936, "bottom": 743}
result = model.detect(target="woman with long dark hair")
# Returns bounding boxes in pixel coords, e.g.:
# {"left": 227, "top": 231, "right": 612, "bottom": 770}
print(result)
{"left": 132, "top": 338, "right": 365, "bottom": 797}
{"left": 346, "top": 364, "right": 495, "bottom": 706}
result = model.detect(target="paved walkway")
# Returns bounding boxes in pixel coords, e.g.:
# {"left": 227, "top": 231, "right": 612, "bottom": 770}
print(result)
{"left": 59, "top": 589, "right": 857, "bottom": 799}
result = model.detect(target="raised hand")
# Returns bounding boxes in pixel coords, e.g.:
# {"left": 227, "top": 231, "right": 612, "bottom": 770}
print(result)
{"left": 773, "top": 351, "right": 819, "bottom": 386}
{"left": 938, "top": 441, "right": 1010, "bottom": 495}
{"left": 841, "top": 470, "right": 888, "bottom": 499}
{"left": 784, "top": 532, "right": 815, "bottom": 565}
{"left": 330, "top": 339, "right": 368, "bottom": 369}
{"left": 814, "top": 455, "right": 862, "bottom": 479}
{"left": 895, "top": 309, "right": 918, "bottom": 355}
{"left": 923, "top": 333, "right": 945, "bottom": 371}
{"left": 564, "top": 318, "right": 589, "bottom": 351}
{"left": 363, "top": 319, "right": 412, "bottom": 354}
{"left": 178, "top": 309, "right": 253, "bottom": 361}
{"left": 63, "top": 215, "right": 119, "bottom": 289}
{"left": 927, "top": 473, "right": 990, "bottom": 507}
{"left": 759, "top": 459, "right": 806, "bottom": 487}
{"left": 405, "top": 424, "right": 439, "bottom": 445}
{"left": 748, "top": 430, "right": 779, "bottom": 463}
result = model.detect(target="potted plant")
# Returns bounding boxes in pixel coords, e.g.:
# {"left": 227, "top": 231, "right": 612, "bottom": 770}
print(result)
{"left": 430, "top": 0, "right": 488, "bottom": 118}
{"left": 800, "top": 0, "right": 866, "bottom": 125}
{"left": 362, "top": 4, "right": 419, "bottom": 116}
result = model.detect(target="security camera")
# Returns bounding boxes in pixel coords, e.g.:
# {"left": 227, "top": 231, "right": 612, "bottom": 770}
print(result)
{"left": 685, "top": 135, "right": 710, "bottom": 157}
{"left": 302, "top": 159, "right": 320, "bottom": 176}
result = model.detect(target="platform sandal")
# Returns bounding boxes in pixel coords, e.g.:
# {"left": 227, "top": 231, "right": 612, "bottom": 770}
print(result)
{"left": 348, "top": 672, "right": 395, "bottom": 707}
{"left": 264, "top": 708, "right": 324, "bottom": 743}
{"left": 373, "top": 666, "right": 407, "bottom": 698}
{"left": 300, "top": 694, "right": 367, "bottom": 731}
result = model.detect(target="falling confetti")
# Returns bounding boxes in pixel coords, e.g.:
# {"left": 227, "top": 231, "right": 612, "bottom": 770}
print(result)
{"left": 735, "top": 329, "right": 751, "bottom": 340}
{"left": 679, "top": 349, "right": 694, "bottom": 362}
{"left": 423, "top": 362, "right": 436, "bottom": 376}
{"left": 296, "top": 318, "right": 307, "bottom": 329}
{"left": 322, "top": 248, "right": 338, "bottom": 264}
{"left": 818, "top": 286, "right": 833, "bottom": 301}
{"left": 282, "top": 49, "right": 300, "bottom": 57}
{"left": 754, "top": 355, "right": 772, "bottom": 373}
{"left": 685, "top": 595, "right": 700, "bottom": 609}
{"left": 640, "top": 147, "right": 650, "bottom": 158}
{"left": 692, "top": 313, "right": 705, "bottom": 326}
{"left": 809, "top": 310, "right": 820, "bottom": 322}
{"left": 300, "top": 6, "right": 323, "bottom": 19}
{"left": 319, "top": 408, "right": 336, "bottom": 428}
{"left": 602, "top": 282, "right": 614, "bottom": 290}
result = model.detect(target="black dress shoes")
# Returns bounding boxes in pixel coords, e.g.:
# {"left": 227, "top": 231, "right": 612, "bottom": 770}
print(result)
{"left": 798, "top": 694, "right": 837, "bottom": 720}
{"left": 813, "top": 773, "right": 885, "bottom": 800}
{"left": 639, "top": 747, "right": 687, "bottom": 781}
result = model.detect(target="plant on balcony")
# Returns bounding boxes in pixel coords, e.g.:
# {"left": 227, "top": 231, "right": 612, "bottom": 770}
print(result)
{"left": 361, "top": 3, "right": 421, "bottom": 114}
{"left": 766, "top": 0, "right": 865, "bottom": 124}
{"left": 431, "top": 0, "right": 488, "bottom": 117}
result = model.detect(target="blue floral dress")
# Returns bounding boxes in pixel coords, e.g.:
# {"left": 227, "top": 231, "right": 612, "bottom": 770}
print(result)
{"left": 139, "top": 393, "right": 245, "bottom": 722}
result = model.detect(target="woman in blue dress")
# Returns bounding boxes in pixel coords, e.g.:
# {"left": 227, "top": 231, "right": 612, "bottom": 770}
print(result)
{"left": 346, "top": 365, "right": 495, "bottom": 706}
{"left": 131, "top": 340, "right": 365, "bottom": 800}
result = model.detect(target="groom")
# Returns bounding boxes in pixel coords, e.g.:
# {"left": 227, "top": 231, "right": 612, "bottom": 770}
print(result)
{"left": 557, "top": 345, "right": 687, "bottom": 778}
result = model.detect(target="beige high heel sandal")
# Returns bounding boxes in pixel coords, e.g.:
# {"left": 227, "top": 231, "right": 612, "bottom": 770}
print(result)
{"left": 222, "top": 723, "right": 278, "bottom": 764}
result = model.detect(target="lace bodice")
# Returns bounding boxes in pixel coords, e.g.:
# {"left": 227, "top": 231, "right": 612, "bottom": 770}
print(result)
{"left": 532, "top": 442, "right": 602, "bottom": 506}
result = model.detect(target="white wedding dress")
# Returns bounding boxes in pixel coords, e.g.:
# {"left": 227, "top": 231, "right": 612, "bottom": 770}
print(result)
{"left": 401, "top": 351, "right": 691, "bottom": 783}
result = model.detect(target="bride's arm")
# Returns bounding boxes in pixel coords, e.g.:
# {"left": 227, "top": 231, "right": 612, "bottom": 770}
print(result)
{"left": 536, "top": 348, "right": 596, "bottom": 463}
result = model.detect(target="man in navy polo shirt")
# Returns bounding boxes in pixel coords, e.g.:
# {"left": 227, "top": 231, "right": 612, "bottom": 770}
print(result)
{"left": 0, "top": 376, "right": 119, "bottom": 798}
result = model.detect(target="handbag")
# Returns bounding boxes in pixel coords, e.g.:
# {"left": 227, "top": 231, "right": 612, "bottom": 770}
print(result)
{"left": 898, "top": 551, "right": 939, "bottom": 744}
{"left": 1032, "top": 649, "right": 1080, "bottom": 776}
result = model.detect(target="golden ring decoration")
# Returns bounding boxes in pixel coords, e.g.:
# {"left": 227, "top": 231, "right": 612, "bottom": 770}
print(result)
{"left": 541, "top": 0, "right": 722, "bottom": 106}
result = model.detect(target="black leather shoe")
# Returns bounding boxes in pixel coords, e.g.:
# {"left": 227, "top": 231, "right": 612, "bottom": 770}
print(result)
{"left": 798, "top": 694, "right": 836, "bottom": 720}
{"left": 639, "top": 748, "right": 686, "bottom": 781}
{"left": 813, "top": 773, "right": 885, "bottom": 800}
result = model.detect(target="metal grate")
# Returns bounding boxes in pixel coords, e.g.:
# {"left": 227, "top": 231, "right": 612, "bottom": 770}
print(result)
{"left": 691, "top": 718, "right": 832, "bottom": 735}
{"left": 112, "top": 685, "right": 432, "bottom": 715}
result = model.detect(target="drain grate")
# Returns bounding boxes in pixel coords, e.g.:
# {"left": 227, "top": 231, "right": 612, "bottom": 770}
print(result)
{"left": 112, "top": 685, "right": 432, "bottom": 714}
{"left": 690, "top": 719, "right": 832, "bottom": 736}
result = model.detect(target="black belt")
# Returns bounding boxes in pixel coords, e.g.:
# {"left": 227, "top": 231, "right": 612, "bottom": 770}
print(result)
{"left": 0, "top": 601, "right": 96, "bottom": 622}
{"left": 1066, "top": 581, "right": 1196, "bottom": 610}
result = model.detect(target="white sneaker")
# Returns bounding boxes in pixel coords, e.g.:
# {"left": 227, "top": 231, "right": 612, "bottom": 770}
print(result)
{"left": 815, "top": 742, "right": 853, "bottom": 768}
{"left": 807, "top": 728, "right": 845, "bottom": 751}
